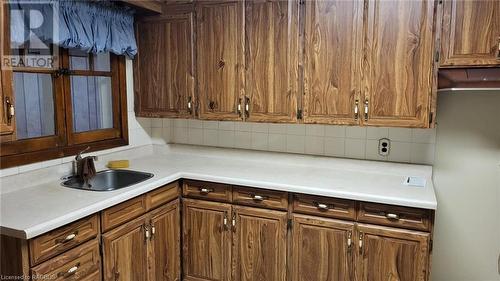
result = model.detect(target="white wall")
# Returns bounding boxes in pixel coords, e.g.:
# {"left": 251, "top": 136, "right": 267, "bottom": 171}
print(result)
{"left": 431, "top": 91, "right": 500, "bottom": 281}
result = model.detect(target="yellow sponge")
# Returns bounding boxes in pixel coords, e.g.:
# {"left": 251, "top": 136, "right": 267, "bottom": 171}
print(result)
{"left": 107, "top": 160, "right": 130, "bottom": 169}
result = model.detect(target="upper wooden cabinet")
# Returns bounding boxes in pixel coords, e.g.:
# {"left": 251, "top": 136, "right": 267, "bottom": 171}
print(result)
{"left": 196, "top": 1, "right": 244, "bottom": 121}
{"left": 0, "top": 1, "right": 15, "bottom": 142}
{"left": 134, "top": 11, "right": 195, "bottom": 118}
{"left": 244, "top": 0, "right": 299, "bottom": 123}
{"left": 440, "top": 0, "right": 500, "bottom": 67}
{"left": 362, "top": 0, "right": 436, "bottom": 128}
{"left": 357, "top": 224, "right": 431, "bottom": 281}
{"left": 302, "top": 0, "right": 363, "bottom": 125}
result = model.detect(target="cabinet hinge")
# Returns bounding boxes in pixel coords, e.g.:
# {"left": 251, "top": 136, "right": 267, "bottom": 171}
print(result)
{"left": 297, "top": 108, "right": 303, "bottom": 120}
{"left": 429, "top": 112, "right": 434, "bottom": 125}
{"left": 287, "top": 218, "right": 293, "bottom": 229}
{"left": 429, "top": 239, "right": 433, "bottom": 253}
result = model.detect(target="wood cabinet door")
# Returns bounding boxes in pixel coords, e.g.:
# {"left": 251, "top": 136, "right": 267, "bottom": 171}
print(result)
{"left": 0, "top": 1, "right": 15, "bottom": 141}
{"left": 102, "top": 215, "right": 149, "bottom": 281}
{"left": 291, "top": 214, "right": 354, "bottom": 281}
{"left": 362, "top": 0, "right": 436, "bottom": 128}
{"left": 232, "top": 206, "right": 287, "bottom": 281}
{"left": 135, "top": 11, "right": 195, "bottom": 118}
{"left": 303, "top": 0, "right": 363, "bottom": 125}
{"left": 182, "top": 199, "right": 232, "bottom": 281}
{"left": 357, "top": 224, "right": 431, "bottom": 281}
{"left": 440, "top": 0, "right": 500, "bottom": 67}
{"left": 196, "top": 1, "right": 244, "bottom": 121}
{"left": 148, "top": 200, "right": 181, "bottom": 281}
{"left": 244, "top": 0, "right": 299, "bottom": 123}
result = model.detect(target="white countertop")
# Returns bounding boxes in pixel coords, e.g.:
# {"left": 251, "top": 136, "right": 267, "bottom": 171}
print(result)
{"left": 0, "top": 144, "right": 437, "bottom": 239}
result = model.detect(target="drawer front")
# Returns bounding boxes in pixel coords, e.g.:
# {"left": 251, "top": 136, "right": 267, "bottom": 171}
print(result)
{"left": 182, "top": 180, "right": 232, "bottom": 202}
{"left": 29, "top": 215, "right": 99, "bottom": 266}
{"left": 146, "top": 182, "right": 179, "bottom": 211}
{"left": 101, "top": 195, "right": 147, "bottom": 232}
{"left": 31, "top": 239, "right": 101, "bottom": 281}
{"left": 293, "top": 194, "right": 356, "bottom": 220}
{"left": 233, "top": 186, "right": 288, "bottom": 210}
{"left": 358, "top": 202, "right": 431, "bottom": 231}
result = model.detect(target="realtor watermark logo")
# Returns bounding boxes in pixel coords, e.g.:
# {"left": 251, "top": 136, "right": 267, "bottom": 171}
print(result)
{"left": 2, "top": 0, "right": 59, "bottom": 69}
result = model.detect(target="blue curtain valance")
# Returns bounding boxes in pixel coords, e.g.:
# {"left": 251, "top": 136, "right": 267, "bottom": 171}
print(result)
{"left": 10, "top": 0, "right": 137, "bottom": 58}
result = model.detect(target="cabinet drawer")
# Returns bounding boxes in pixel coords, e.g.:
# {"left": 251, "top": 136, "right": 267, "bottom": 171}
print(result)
{"left": 233, "top": 186, "right": 288, "bottom": 210}
{"left": 182, "top": 180, "right": 232, "bottom": 202}
{"left": 31, "top": 239, "right": 101, "bottom": 281}
{"left": 292, "top": 194, "right": 356, "bottom": 220}
{"left": 146, "top": 182, "right": 179, "bottom": 211}
{"left": 29, "top": 215, "right": 99, "bottom": 266}
{"left": 101, "top": 195, "right": 147, "bottom": 232}
{"left": 358, "top": 202, "right": 431, "bottom": 231}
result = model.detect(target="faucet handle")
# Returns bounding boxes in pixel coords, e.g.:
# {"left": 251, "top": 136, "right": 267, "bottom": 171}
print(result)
{"left": 76, "top": 146, "right": 91, "bottom": 161}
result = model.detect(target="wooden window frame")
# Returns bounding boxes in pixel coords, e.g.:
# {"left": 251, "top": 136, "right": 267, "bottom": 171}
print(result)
{"left": 0, "top": 7, "right": 128, "bottom": 169}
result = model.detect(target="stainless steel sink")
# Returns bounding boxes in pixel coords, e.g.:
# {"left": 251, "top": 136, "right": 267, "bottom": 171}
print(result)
{"left": 61, "top": 169, "right": 154, "bottom": 191}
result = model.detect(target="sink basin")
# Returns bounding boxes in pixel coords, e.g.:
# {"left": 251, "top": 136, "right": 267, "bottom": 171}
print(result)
{"left": 61, "top": 169, "right": 154, "bottom": 191}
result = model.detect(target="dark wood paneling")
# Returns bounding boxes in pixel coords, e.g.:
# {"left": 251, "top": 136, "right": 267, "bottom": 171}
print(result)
{"left": 244, "top": 0, "right": 299, "bottom": 123}
{"left": 196, "top": 1, "right": 244, "bottom": 121}
{"left": 362, "top": 0, "right": 436, "bottom": 128}
{"left": 101, "top": 196, "right": 147, "bottom": 232}
{"left": 440, "top": 0, "right": 500, "bottom": 67}
{"left": 303, "top": 0, "right": 363, "bottom": 125}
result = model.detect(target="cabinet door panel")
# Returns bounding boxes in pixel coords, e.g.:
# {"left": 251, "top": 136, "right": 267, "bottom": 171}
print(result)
{"left": 232, "top": 206, "right": 287, "bottom": 281}
{"left": 303, "top": 0, "right": 363, "bottom": 125}
{"left": 292, "top": 214, "right": 354, "bottom": 281}
{"left": 197, "top": 2, "right": 244, "bottom": 120}
{"left": 135, "top": 12, "right": 195, "bottom": 118}
{"left": 441, "top": 0, "right": 500, "bottom": 66}
{"left": 363, "top": 0, "right": 435, "bottom": 127}
{"left": 245, "top": 0, "right": 299, "bottom": 123}
{"left": 102, "top": 215, "right": 149, "bottom": 281}
{"left": 357, "top": 224, "right": 430, "bottom": 281}
{"left": 182, "top": 199, "right": 232, "bottom": 281}
{"left": 148, "top": 200, "right": 180, "bottom": 281}
{"left": 0, "top": 2, "right": 15, "bottom": 141}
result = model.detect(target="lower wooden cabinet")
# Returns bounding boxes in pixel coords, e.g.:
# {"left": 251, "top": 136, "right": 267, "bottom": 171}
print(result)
{"left": 357, "top": 224, "right": 430, "bottom": 281}
{"left": 291, "top": 214, "right": 354, "bottom": 281}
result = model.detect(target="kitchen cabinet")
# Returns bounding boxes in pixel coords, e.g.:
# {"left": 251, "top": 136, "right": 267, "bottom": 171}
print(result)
{"left": 291, "top": 214, "right": 354, "bottom": 281}
{"left": 134, "top": 11, "right": 195, "bottom": 118}
{"left": 232, "top": 206, "right": 287, "bottom": 281}
{"left": 440, "top": 0, "right": 500, "bottom": 67}
{"left": 182, "top": 199, "right": 232, "bottom": 281}
{"left": 302, "top": 0, "right": 363, "bottom": 125}
{"left": 362, "top": 0, "right": 436, "bottom": 128}
{"left": 244, "top": 0, "right": 299, "bottom": 123}
{"left": 0, "top": 1, "right": 15, "bottom": 141}
{"left": 196, "top": 1, "right": 244, "bottom": 121}
{"left": 357, "top": 224, "right": 431, "bottom": 281}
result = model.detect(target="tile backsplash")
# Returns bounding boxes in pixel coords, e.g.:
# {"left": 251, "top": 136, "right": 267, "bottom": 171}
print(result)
{"left": 150, "top": 119, "right": 436, "bottom": 165}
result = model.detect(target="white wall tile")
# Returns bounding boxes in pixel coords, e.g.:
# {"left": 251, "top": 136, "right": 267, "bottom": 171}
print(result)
{"left": 151, "top": 118, "right": 163, "bottom": 128}
{"left": 389, "top": 141, "right": 411, "bottom": 163}
{"left": 0, "top": 167, "right": 19, "bottom": 177}
{"left": 188, "top": 119, "right": 203, "bottom": 129}
{"left": 286, "top": 135, "right": 305, "bottom": 153}
{"left": 163, "top": 127, "right": 173, "bottom": 143}
{"left": 40, "top": 158, "right": 63, "bottom": 168}
{"left": 286, "top": 124, "right": 306, "bottom": 135}
{"left": 269, "top": 123, "right": 286, "bottom": 134}
{"left": 162, "top": 119, "right": 172, "bottom": 128}
{"left": 188, "top": 128, "right": 203, "bottom": 145}
{"left": 367, "top": 127, "right": 389, "bottom": 140}
{"left": 234, "top": 122, "right": 252, "bottom": 132}
{"left": 268, "top": 134, "right": 286, "bottom": 152}
{"left": 251, "top": 132, "right": 269, "bottom": 150}
{"left": 325, "top": 125, "right": 346, "bottom": 138}
{"left": 173, "top": 127, "right": 188, "bottom": 143}
{"left": 388, "top": 128, "right": 412, "bottom": 142}
{"left": 137, "top": 117, "right": 152, "bottom": 128}
{"left": 324, "top": 137, "right": 345, "bottom": 157}
{"left": 366, "top": 139, "right": 386, "bottom": 161}
{"left": 412, "top": 128, "right": 436, "bottom": 144}
{"left": 174, "top": 119, "right": 188, "bottom": 128}
{"left": 203, "top": 129, "right": 218, "bottom": 146}
{"left": 305, "top": 136, "right": 324, "bottom": 155}
{"left": 203, "top": 121, "right": 219, "bottom": 130}
{"left": 345, "top": 139, "right": 366, "bottom": 159}
{"left": 219, "top": 121, "right": 235, "bottom": 131}
{"left": 218, "top": 130, "right": 235, "bottom": 148}
{"left": 151, "top": 128, "right": 166, "bottom": 144}
{"left": 251, "top": 123, "right": 269, "bottom": 133}
{"left": 411, "top": 143, "right": 435, "bottom": 165}
{"left": 306, "top": 125, "right": 325, "bottom": 137}
{"left": 234, "top": 131, "right": 252, "bottom": 149}
{"left": 18, "top": 162, "right": 43, "bottom": 173}
{"left": 346, "top": 126, "right": 367, "bottom": 139}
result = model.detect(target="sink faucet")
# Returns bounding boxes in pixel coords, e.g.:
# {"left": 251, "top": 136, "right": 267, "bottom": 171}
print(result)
{"left": 75, "top": 147, "right": 98, "bottom": 186}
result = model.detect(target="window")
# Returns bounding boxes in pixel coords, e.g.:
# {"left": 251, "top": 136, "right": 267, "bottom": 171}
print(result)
{"left": 0, "top": 6, "right": 128, "bottom": 168}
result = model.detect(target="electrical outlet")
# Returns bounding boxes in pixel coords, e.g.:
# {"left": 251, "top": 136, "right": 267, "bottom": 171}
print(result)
{"left": 378, "top": 138, "right": 391, "bottom": 156}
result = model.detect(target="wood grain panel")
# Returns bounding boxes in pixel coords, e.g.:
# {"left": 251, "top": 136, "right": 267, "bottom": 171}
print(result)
{"left": 358, "top": 202, "right": 431, "bottom": 232}
{"left": 291, "top": 214, "right": 354, "bottom": 281}
{"left": 303, "top": 0, "right": 363, "bottom": 125}
{"left": 362, "top": 0, "right": 436, "bottom": 128}
{"left": 101, "top": 195, "right": 147, "bottom": 232}
{"left": 182, "top": 199, "right": 232, "bottom": 281}
{"left": 357, "top": 224, "right": 430, "bottom": 281}
{"left": 440, "top": 0, "right": 500, "bottom": 67}
{"left": 29, "top": 215, "right": 99, "bottom": 265}
{"left": 0, "top": 235, "right": 30, "bottom": 278}
{"left": 135, "top": 12, "right": 195, "bottom": 118}
{"left": 232, "top": 206, "right": 287, "bottom": 281}
{"left": 102, "top": 214, "right": 149, "bottom": 281}
{"left": 232, "top": 186, "right": 288, "bottom": 210}
{"left": 293, "top": 194, "right": 356, "bottom": 220}
{"left": 31, "top": 239, "right": 101, "bottom": 281}
{"left": 148, "top": 200, "right": 181, "bottom": 281}
{"left": 146, "top": 182, "right": 179, "bottom": 211}
{"left": 183, "top": 180, "right": 232, "bottom": 203}
{"left": 244, "top": 0, "right": 299, "bottom": 123}
{"left": 196, "top": 1, "right": 244, "bottom": 121}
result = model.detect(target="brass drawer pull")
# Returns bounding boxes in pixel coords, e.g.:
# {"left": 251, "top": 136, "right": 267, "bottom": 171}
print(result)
{"left": 58, "top": 263, "right": 80, "bottom": 277}
{"left": 354, "top": 99, "right": 359, "bottom": 120}
{"left": 385, "top": 213, "right": 400, "bottom": 220}
{"left": 199, "top": 187, "right": 214, "bottom": 195}
{"left": 364, "top": 99, "right": 369, "bottom": 121}
{"left": 56, "top": 231, "right": 78, "bottom": 244}
{"left": 314, "top": 202, "right": 330, "bottom": 211}
{"left": 251, "top": 194, "right": 267, "bottom": 202}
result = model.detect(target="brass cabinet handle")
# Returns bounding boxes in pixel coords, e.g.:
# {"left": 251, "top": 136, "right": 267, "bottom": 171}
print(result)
{"left": 58, "top": 263, "right": 80, "bottom": 277}
{"left": 231, "top": 213, "right": 236, "bottom": 232}
{"left": 347, "top": 231, "right": 352, "bottom": 249}
{"left": 314, "top": 202, "right": 330, "bottom": 211}
{"left": 244, "top": 97, "right": 250, "bottom": 118}
{"left": 144, "top": 225, "right": 150, "bottom": 241}
{"left": 385, "top": 213, "right": 400, "bottom": 220}
{"left": 223, "top": 213, "right": 228, "bottom": 230}
{"left": 5, "top": 97, "right": 14, "bottom": 124}
{"left": 150, "top": 224, "right": 156, "bottom": 239}
{"left": 199, "top": 187, "right": 214, "bottom": 195}
{"left": 359, "top": 233, "right": 364, "bottom": 254}
{"left": 354, "top": 99, "right": 359, "bottom": 120}
{"left": 56, "top": 231, "right": 78, "bottom": 244}
{"left": 251, "top": 194, "right": 267, "bottom": 202}
{"left": 187, "top": 97, "right": 193, "bottom": 114}
{"left": 364, "top": 99, "right": 369, "bottom": 121}
{"left": 237, "top": 98, "right": 242, "bottom": 118}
